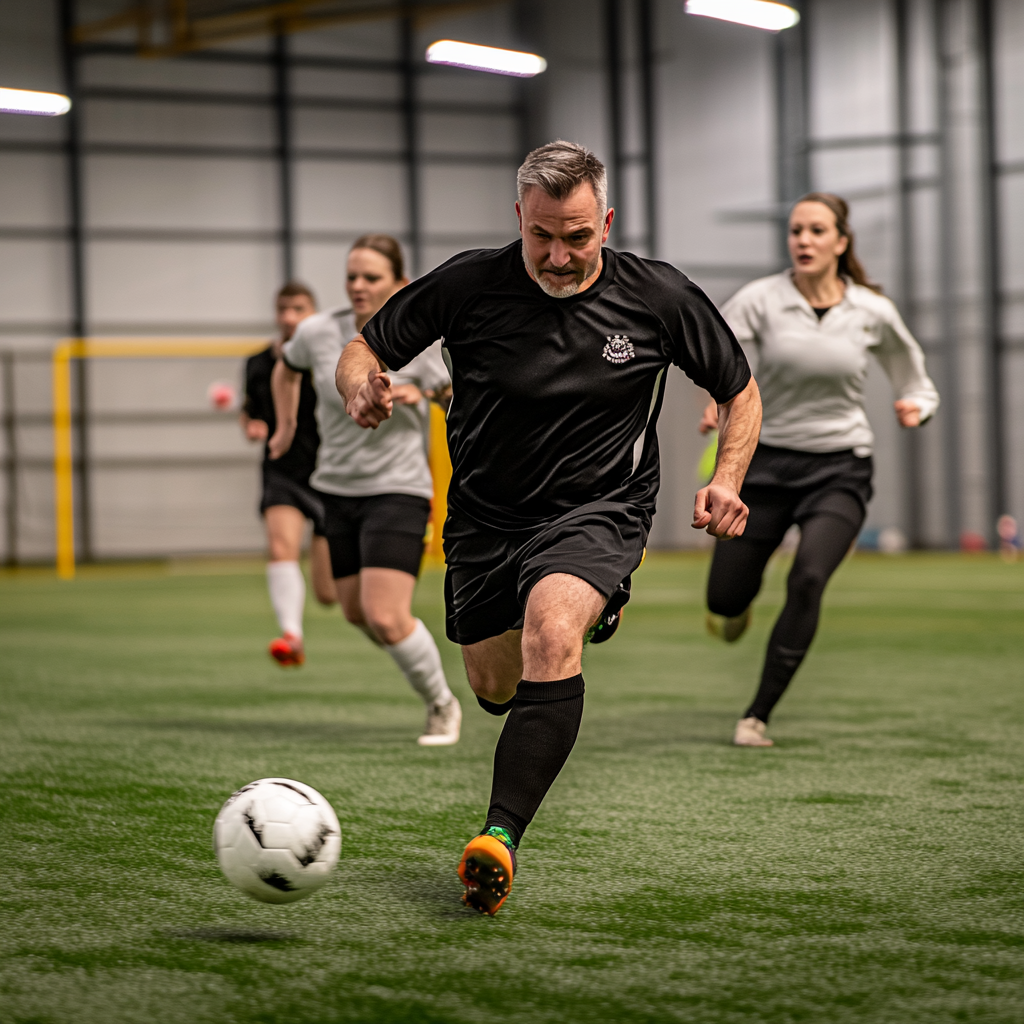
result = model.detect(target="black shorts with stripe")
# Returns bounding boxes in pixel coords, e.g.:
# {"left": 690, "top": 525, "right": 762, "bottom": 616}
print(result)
{"left": 442, "top": 500, "right": 650, "bottom": 647}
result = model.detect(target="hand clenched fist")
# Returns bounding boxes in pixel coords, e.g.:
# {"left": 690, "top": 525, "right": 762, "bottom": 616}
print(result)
{"left": 347, "top": 368, "right": 393, "bottom": 429}
{"left": 692, "top": 481, "right": 748, "bottom": 539}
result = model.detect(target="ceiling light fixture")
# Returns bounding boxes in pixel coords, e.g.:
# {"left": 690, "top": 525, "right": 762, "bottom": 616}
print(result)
{"left": 685, "top": 0, "right": 800, "bottom": 32}
{"left": 0, "top": 87, "right": 72, "bottom": 116}
{"left": 425, "top": 40, "right": 547, "bottom": 78}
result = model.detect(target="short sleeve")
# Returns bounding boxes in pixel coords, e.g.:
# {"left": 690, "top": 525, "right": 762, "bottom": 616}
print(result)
{"left": 281, "top": 322, "right": 312, "bottom": 371}
{"left": 661, "top": 276, "right": 752, "bottom": 404}
{"left": 361, "top": 251, "right": 478, "bottom": 369}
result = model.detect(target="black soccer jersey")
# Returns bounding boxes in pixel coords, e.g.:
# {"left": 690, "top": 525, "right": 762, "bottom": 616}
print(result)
{"left": 243, "top": 345, "right": 321, "bottom": 485}
{"left": 362, "top": 241, "right": 751, "bottom": 533}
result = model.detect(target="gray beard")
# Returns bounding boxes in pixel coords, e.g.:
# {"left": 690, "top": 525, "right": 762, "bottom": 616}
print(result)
{"left": 522, "top": 243, "right": 599, "bottom": 299}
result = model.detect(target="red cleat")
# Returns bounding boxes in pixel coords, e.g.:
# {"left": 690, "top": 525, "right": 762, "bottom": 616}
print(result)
{"left": 268, "top": 633, "right": 305, "bottom": 667}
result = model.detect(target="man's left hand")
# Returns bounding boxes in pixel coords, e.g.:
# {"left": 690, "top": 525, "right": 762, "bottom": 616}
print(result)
{"left": 894, "top": 399, "right": 920, "bottom": 427}
{"left": 692, "top": 481, "right": 749, "bottom": 538}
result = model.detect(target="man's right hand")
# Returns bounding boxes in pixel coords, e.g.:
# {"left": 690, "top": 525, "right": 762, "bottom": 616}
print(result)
{"left": 347, "top": 368, "right": 393, "bottom": 429}
{"left": 268, "top": 424, "right": 296, "bottom": 460}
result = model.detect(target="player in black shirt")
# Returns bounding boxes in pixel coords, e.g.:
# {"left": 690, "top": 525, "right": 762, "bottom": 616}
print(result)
{"left": 338, "top": 141, "right": 762, "bottom": 914}
{"left": 241, "top": 282, "right": 334, "bottom": 667}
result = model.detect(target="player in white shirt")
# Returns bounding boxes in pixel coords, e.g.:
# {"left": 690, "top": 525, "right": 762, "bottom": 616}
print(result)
{"left": 700, "top": 192, "right": 939, "bottom": 747}
{"left": 269, "top": 235, "right": 461, "bottom": 746}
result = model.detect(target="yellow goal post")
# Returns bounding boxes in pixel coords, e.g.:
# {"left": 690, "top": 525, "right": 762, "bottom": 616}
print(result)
{"left": 52, "top": 338, "right": 453, "bottom": 579}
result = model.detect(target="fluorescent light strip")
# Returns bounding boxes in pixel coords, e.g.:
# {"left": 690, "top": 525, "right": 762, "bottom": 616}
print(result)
{"left": 425, "top": 40, "right": 547, "bottom": 78}
{"left": 685, "top": 0, "right": 800, "bottom": 32}
{"left": 0, "top": 87, "right": 72, "bottom": 116}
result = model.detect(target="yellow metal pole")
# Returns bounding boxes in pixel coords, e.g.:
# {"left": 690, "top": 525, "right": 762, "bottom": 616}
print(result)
{"left": 426, "top": 403, "right": 452, "bottom": 564}
{"left": 52, "top": 341, "right": 78, "bottom": 579}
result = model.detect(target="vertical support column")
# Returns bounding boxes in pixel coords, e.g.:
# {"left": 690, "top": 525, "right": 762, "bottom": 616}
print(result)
{"left": 273, "top": 29, "right": 295, "bottom": 282}
{"left": 976, "top": 0, "right": 1006, "bottom": 537}
{"left": 58, "top": 0, "right": 92, "bottom": 562}
{"left": 894, "top": 0, "right": 924, "bottom": 547}
{"left": 2, "top": 352, "right": 17, "bottom": 567}
{"left": 604, "top": 0, "right": 624, "bottom": 247}
{"left": 934, "top": 0, "right": 962, "bottom": 547}
{"left": 774, "top": 0, "right": 810, "bottom": 262}
{"left": 638, "top": 0, "right": 658, "bottom": 258}
{"left": 400, "top": 16, "right": 422, "bottom": 277}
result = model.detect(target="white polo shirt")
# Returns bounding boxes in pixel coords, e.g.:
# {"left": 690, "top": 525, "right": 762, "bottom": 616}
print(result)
{"left": 722, "top": 272, "right": 939, "bottom": 456}
{"left": 283, "top": 306, "right": 450, "bottom": 499}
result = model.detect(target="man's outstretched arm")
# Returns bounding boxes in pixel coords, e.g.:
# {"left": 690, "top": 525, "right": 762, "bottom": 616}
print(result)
{"left": 692, "top": 377, "right": 761, "bottom": 538}
{"left": 336, "top": 335, "right": 392, "bottom": 429}
{"left": 267, "top": 357, "right": 301, "bottom": 460}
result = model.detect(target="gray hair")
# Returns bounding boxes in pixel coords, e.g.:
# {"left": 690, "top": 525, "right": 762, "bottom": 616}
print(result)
{"left": 516, "top": 140, "right": 608, "bottom": 214}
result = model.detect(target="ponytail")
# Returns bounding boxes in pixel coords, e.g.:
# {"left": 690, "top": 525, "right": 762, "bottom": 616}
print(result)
{"left": 794, "top": 192, "right": 883, "bottom": 294}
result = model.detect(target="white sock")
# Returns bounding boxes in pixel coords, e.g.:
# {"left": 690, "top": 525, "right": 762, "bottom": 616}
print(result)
{"left": 384, "top": 619, "right": 453, "bottom": 707}
{"left": 266, "top": 561, "right": 305, "bottom": 638}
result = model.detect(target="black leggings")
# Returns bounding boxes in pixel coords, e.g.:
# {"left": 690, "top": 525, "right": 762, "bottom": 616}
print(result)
{"left": 707, "top": 500, "right": 862, "bottom": 723}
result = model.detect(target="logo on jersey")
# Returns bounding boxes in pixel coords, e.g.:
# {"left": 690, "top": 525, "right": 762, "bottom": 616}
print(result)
{"left": 603, "top": 335, "right": 634, "bottom": 364}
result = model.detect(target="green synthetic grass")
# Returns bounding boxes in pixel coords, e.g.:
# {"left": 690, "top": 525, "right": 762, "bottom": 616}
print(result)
{"left": 1, "top": 551, "right": 1022, "bottom": 1024}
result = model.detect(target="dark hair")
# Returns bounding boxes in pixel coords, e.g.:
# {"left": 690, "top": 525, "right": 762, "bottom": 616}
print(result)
{"left": 350, "top": 234, "right": 405, "bottom": 281}
{"left": 517, "top": 140, "right": 608, "bottom": 212}
{"left": 276, "top": 281, "right": 317, "bottom": 306}
{"left": 793, "top": 192, "right": 883, "bottom": 294}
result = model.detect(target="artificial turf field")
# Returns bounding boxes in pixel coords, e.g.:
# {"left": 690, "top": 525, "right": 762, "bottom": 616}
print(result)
{"left": 1, "top": 552, "right": 1022, "bottom": 1024}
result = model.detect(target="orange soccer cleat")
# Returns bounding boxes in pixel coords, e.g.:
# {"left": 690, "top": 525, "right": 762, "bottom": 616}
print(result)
{"left": 458, "top": 830, "right": 516, "bottom": 916}
{"left": 268, "top": 633, "right": 305, "bottom": 667}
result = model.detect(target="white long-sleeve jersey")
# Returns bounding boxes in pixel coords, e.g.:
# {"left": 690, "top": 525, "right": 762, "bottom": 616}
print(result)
{"left": 722, "top": 272, "right": 939, "bottom": 456}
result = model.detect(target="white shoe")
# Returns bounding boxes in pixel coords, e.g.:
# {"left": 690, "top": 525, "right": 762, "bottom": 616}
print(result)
{"left": 706, "top": 608, "right": 751, "bottom": 643}
{"left": 733, "top": 716, "right": 773, "bottom": 747}
{"left": 417, "top": 696, "right": 462, "bottom": 746}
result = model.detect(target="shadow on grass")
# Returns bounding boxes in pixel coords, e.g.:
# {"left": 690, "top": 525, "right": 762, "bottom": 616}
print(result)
{"left": 164, "top": 926, "right": 298, "bottom": 944}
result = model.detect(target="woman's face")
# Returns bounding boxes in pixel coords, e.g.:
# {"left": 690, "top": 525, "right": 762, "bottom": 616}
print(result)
{"left": 787, "top": 201, "right": 849, "bottom": 277}
{"left": 346, "top": 247, "right": 405, "bottom": 320}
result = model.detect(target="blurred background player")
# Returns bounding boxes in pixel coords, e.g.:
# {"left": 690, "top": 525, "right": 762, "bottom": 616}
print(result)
{"left": 241, "top": 282, "right": 334, "bottom": 667}
{"left": 269, "top": 235, "right": 461, "bottom": 746}
{"left": 700, "top": 192, "right": 939, "bottom": 747}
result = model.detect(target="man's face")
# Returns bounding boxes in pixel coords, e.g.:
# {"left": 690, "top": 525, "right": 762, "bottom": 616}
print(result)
{"left": 276, "top": 293, "right": 316, "bottom": 341}
{"left": 517, "top": 184, "right": 614, "bottom": 298}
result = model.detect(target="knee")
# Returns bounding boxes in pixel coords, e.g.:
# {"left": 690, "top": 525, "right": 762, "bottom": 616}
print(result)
{"left": 314, "top": 585, "right": 337, "bottom": 607}
{"left": 340, "top": 600, "right": 366, "bottom": 628}
{"left": 465, "top": 666, "right": 518, "bottom": 703}
{"left": 707, "top": 591, "right": 751, "bottom": 618}
{"left": 521, "top": 616, "right": 580, "bottom": 668}
{"left": 363, "top": 606, "right": 412, "bottom": 647}
{"left": 787, "top": 565, "right": 829, "bottom": 600}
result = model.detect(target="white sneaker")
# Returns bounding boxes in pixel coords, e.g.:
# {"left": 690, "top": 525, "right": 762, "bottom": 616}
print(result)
{"left": 733, "top": 716, "right": 773, "bottom": 747}
{"left": 706, "top": 608, "right": 751, "bottom": 643}
{"left": 417, "top": 696, "right": 462, "bottom": 746}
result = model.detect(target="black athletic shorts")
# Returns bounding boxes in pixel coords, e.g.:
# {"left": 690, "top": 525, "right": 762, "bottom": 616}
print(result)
{"left": 260, "top": 465, "right": 327, "bottom": 536}
{"left": 320, "top": 492, "right": 431, "bottom": 580}
{"left": 739, "top": 443, "right": 873, "bottom": 542}
{"left": 442, "top": 500, "right": 650, "bottom": 647}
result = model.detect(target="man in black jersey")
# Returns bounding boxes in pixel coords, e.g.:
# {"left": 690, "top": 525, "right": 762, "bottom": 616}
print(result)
{"left": 242, "top": 282, "right": 335, "bottom": 667}
{"left": 337, "top": 141, "right": 762, "bottom": 914}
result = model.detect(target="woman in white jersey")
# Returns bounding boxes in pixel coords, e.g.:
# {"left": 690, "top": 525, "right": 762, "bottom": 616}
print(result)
{"left": 700, "top": 192, "right": 939, "bottom": 747}
{"left": 269, "top": 234, "right": 461, "bottom": 746}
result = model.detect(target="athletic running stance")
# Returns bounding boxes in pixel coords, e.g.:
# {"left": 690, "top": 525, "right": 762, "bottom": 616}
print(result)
{"left": 339, "top": 142, "right": 761, "bottom": 914}
{"left": 701, "top": 192, "right": 939, "bottom": 747}
{"left": 242, "top": 282, "right": 334, "bottom": 667}
{"left": 270, "top": 235, "right": 462, "bottom": 746}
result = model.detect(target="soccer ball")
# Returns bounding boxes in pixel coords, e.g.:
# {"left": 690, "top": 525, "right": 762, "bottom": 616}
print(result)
{"left": 213, "top": 778, "right": 341, "bottom": 904}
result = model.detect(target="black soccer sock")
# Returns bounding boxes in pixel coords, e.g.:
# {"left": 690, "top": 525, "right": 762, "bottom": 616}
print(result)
{"left": 477, "top": 694, "right": 517, "bottom": 716}
{"left": 483, "top": 675, "right": 585, "bottom": 848}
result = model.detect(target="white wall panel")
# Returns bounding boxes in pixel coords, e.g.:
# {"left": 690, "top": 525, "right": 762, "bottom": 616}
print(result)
{"left": 82, "top": 99, "right": 274, "bottom": 148}
{"left": 87, "top": 240, "right": 279, "bottom": 327}
{"left": 421, "top": 164, "right": 518, "bottom": 235}
{"left": 0, "top": 239, "right": 70, "bottom": 323}
{"left": 0, "top": 153, "right": 67, "bottom": 227}
{"left": 294, "top": 160, "right": 407, "bottom": 233}
{"left": 292, "top": 108, "right": 403, "bottom": 151}
{"left": 85, "top": 156, "right": 279, "bottom": 230}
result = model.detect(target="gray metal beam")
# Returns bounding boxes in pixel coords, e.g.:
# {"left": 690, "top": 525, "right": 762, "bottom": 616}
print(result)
{"left": 639, "top": 0, "right": 658, "bottom": 258}
{"left": 273, "top": 31, "right": 295, "bottom": 281}
{"left": 604, "top": 0, "right": 625, "bottom": 247}
{"left": 977, "top": 0, "right": 1006, "bottom": 537}
{"left": 400, "top": 16, "right": 422, "bottom": 276}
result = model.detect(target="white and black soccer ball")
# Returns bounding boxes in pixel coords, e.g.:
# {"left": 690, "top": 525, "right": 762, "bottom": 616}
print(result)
{"left": 213, "top": 778, "right": 341, "bottom": 904}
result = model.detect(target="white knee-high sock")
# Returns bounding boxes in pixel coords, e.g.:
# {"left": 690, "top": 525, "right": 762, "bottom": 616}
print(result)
{"left": 384, "top": 619, "right": 453, "bottom": 706}
{"left": 266, "top": 561, "right": 305, "bottom": 638}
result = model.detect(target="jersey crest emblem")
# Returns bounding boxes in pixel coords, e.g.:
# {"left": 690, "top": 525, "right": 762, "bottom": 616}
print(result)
{"left": 603, "top": 335, "right": 634, "bottom": 364}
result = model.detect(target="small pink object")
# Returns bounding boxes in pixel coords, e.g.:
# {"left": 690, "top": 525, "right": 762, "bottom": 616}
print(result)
{"left": 207, "top": 381, "right": 236, "bottom": 411}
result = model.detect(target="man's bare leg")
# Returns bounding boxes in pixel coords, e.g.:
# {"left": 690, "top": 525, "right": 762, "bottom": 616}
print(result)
{"left": 264, "top": 504, "right": 309, "bottom": 664}
{"left": 309, "top": 535, "right": 337, "bottom": 606}
{"left": 458, "top": 573, "right": 606, "bottom": 913}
